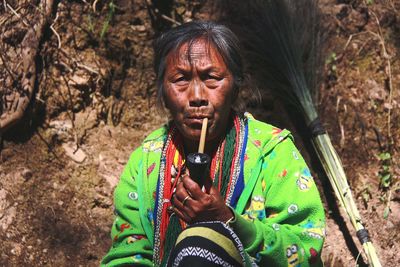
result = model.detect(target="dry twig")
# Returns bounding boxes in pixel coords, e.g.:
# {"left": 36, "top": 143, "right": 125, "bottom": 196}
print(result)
{"left": 342, "top": 9, "right": 394, "bottom": 145}
{"left": 343, "top": 32, "right": 368, "bottom": 51}
{"left": 4, "top": 1, "right": 30, "bottom": 27}
{"left": 92, "top": 0, "right": 100, "bottom": 12}
{"left": 365, "top": 7, "right": 394, "bottom": 143}
{"left": 336, "top": 97, "right": 346, "bottom": 148}
{"left": 145, "top": 0, "right": 181, "bottom": 26}
{"left": 50, "top": 12, "right": 61, "bottom": 49}
{"left": 76, "top": 62, "right": 99, "bottom": 75}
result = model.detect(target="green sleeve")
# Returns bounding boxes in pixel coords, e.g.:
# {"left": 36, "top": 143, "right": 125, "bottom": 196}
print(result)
{"left": 233, "top": 137, "right": 325, "bottom": 266}
{"left": 101, "top": 147, "right": 154, "bottom": 266}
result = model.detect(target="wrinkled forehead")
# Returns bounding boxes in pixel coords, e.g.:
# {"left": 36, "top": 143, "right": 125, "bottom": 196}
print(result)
{"left": 167, "top": 38, "right": 220, "bottom": 66}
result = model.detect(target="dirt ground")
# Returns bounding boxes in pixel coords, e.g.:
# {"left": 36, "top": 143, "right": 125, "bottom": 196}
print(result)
{"left": 0, "top": 0, "right": 399, "bottom": 266}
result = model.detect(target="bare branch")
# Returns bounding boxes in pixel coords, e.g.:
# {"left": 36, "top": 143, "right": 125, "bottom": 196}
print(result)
{"left": 145, "top": 0, "right": 181, "bottom": 26}
{"left": 50, "top": 12, "right": 61, "bottom": 49}
{"left": 93, "top": 0, "right": 99, "bottom": 12}
{"left": 4, "top": 1, "right": 30, "bottom": 27}
{"left": 0, "top": 0, "right": 57, "bottom": 133}
{"left": 370, "top": 11, "right": 394, "bottom": 142}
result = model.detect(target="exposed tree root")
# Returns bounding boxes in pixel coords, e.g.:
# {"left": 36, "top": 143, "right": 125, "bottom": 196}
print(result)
{"left": 0, "top": 0, "right": 56, "bottom": 134}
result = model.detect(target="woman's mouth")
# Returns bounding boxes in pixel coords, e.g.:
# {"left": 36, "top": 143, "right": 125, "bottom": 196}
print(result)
{"left": 184, "top": 116, "right": 211, "bottom": 128}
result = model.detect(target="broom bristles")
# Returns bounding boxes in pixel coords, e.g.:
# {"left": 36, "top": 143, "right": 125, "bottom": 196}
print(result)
{"left": 216, "top": 1, "right": 382, "bottom": 266}
{"left": 218, "top": 0, "right": 321, "bottom": 123}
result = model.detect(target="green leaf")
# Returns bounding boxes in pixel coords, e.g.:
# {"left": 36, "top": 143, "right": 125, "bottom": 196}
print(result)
{"left": 380, "top": 173, "right": 391, "bottom": 187}
{"left": 100, "top": 1, "right": 116, "bottom": 40}
{"left": 382, "top": 165, "right": 389, "bottom": 171}
{"left": 383, "top": 206, "right": 390, "bottom": 219}
{"left": 378, "top": 152, "right": 391, "bottom": 161}
{"left": 325, "top": 52, "right": 337, "bottom": 65}
{"left": 381, "top": 173, "right": 391, "bottom": 182}
{"left": 362, "top": 191, "right": 370, "bottom": 202}
{"left": 87, "top": 14, "right": 94, "bottom": 34}
{"left": 100, "top": 21, "right": 110, "bottom": 40}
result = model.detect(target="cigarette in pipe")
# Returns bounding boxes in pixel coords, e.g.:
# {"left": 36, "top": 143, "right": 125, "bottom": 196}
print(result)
{"left": 198, "top": 118, "right": 208, "bottom": 153}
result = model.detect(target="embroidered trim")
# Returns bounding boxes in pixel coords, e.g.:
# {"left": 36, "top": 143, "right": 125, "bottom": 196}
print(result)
{"left": 153, "top": 127, "right": 175, "bottom": 265}
{"left": 226, "top": 115, "right": 246, "bottom": 204}
{"left": 153, "top": 114, "right": 248, "bottom": 265}
{"left": 173, "top": 247, "right": 233, "bottom": 267}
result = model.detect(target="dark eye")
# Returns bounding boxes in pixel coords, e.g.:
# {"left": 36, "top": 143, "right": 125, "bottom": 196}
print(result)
{"left": 205, "top": 74, "right": 221, "bottom": 81}
{"left": 173, "top": 76, "right": 188, "bottom": 84}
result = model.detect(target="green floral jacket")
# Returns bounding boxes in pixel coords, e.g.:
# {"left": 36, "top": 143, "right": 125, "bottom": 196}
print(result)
{"left": 101, "top": 113, "right": 325, "bottom": 266}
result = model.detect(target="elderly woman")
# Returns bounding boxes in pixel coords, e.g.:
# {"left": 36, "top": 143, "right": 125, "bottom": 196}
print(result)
{"left": 102, "top": 21, "right": 325, "bottom": 267}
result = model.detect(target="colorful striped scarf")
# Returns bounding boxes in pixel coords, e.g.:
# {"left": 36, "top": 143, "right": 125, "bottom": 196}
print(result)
{"left": 153, "top": 112, "right": 248, "bottom": 266}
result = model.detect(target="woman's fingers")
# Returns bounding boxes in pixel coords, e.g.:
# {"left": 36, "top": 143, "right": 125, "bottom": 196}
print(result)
{"left": 172, "top": 184, "right": 191, "bottom": 209}
{"left": 182, "top": 195, "right": 191, "bottom": 206}
{"left": 174, "top": 176, "right": 205, "bottom": 211}
{"left": 172, "top": 175, "right": 228, "bottom": 223}
{"left": 181, "top": 174, "right": 204, "bottom": 200}
{"left": 172, "top": 206, "right": 191, "bottom": 223}
{"left": 174, "top": 177, "right": 191, "bottom": 201}
{"left": 171, "top": 193, "right": 195, "bottom": 223}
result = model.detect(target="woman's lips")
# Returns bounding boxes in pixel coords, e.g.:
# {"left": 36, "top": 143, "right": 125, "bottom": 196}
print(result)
{"left": 184, "top": 116, "right": 211, "bottom": 127}
{"left": 185, "top": 118, "right": 206, "bottom": 124}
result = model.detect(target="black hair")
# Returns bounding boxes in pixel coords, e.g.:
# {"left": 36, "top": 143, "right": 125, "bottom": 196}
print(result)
{"left": 153, "top": 21, "right": 244, "bottom": 107}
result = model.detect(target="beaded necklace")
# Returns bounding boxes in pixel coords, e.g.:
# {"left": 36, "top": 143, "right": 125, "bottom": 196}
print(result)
{"left": 153, "top": 113, "right": 248, "bottom": 266}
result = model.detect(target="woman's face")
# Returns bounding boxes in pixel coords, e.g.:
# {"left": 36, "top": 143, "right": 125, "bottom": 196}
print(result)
{"left": 163, "top": 39, "right": 236, "bottom": 143}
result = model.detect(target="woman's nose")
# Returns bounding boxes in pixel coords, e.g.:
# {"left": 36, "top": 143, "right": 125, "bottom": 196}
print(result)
{"left": 188, "top": 80, "right": 208, "bottom": 107}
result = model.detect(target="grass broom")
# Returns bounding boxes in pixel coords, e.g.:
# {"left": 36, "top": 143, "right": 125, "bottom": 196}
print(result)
{"left": 216, "top": 0, "right": 382, "bottom": 266}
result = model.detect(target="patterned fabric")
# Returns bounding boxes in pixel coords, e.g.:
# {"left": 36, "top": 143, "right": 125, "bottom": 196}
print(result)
{"left": 167, "top": 222, "right": 247, "bottom": 267}
{"left": 173, "top": 247, "right": 232, "bottom": 267}
{"left": 153, "top": 113, "right": 248, "bottom": 265}
{"left": 101, "top": 112, "right": 325, "bottom": 267}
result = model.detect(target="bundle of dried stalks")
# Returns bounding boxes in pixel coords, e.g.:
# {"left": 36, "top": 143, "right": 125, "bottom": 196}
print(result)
{"left": 216, "top": 0, "right": 381, "bottom": 266}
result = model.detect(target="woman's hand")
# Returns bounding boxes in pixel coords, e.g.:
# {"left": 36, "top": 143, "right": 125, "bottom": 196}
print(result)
{"left": 172, "top": 174, "right": 233, "bottom": 224}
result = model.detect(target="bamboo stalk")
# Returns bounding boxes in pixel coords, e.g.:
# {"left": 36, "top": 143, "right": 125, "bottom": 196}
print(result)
{"left": 215, "top": 1, "right": 383, "bottom": 265}
{"left": 198, "top": 118, "right": 208, "bottom": 153}
{"left": 313, "top": 134, "right": 382, "bottom": 267}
